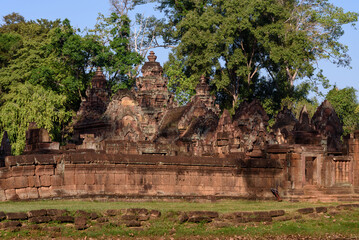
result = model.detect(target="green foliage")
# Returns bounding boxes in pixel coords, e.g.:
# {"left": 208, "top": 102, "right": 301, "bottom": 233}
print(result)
{"left": 0, "top": 12, "right": 141, "bottom": 154}
{"left": 326, "top": 87, "right": 359, "bottom": 135}
{"left": 91, "top": 13, "right": 143, "bottom": 92}
{"left": 164, "top": 53, "right": 196, "bottom": 105}
{"left": 138, "top": 0, "right": 357, "bottom": 113}
{"left": 0, "top": 82, "right": 70, "bottom": 155}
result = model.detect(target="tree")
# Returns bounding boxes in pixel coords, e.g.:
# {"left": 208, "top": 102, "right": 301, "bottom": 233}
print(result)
{"left": 137, "top": 0, "right": 358, "bottom": 112}
{"left": 0, "top": 82, "right": 70, "bottom": 155}
{"left": 91, "top": 12, "right": 143, "bottom": 91}
{"left": 326, "top": 87, "right": 359, "bottom": 135}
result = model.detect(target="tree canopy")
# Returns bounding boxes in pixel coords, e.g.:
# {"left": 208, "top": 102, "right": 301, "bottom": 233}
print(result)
{"left": 0, "top": 12, "right": 141, "bottom": 154}
{"left": 137, "top": 0, "right": 358, "bottom": 113}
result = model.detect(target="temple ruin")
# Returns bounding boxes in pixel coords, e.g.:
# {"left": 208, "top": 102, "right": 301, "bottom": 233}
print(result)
{"left": 0, "top": 51, "right": 359, "bottom": 201}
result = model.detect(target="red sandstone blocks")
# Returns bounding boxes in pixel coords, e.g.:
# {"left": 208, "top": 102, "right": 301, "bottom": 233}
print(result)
{"left": 0, "top": 190, "right": 6, "bottom": 201}
{"left": 75, "top": 173, "right": 86, "bottom": 185}
{"left": 85, "top": 173, "right": 95, "bottom": 185}
{"left": 51, "top": 175, "right": 63, "bottom": 186}
{"left": 13, "top": 176, "right": 29, "bottom": 189}
{"left": 4, "top": 189, "right": 17, "bottom": 200}
{"left": 35, "top": 165, "right": 54, "bottom": 176}
{"left": 11, "top": 166, "right": 35, "bottom": 177}
{"left": 63, "top": 172, "right": 75, "bottom": 185}
{"left": 38, "top": 187, "right": 54, "bottom": 198}
{"left": 40, "top": 175, "right": 52, "bottom": 187}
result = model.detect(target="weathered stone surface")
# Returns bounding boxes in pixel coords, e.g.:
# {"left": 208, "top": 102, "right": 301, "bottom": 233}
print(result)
{"left": 53, "top": 215, "right": 74, "bottom": 223}
{"left": 29, "top": 216, "right": 52, "bottom": 224}
{"left": 6, "top": 212, "right": 28, "bottom": 220}
{"left": 125, "top": 220, "right": 141, "bottom": 227}
{"left": 188, "top": 216, "right": 212, "bottom": 223}
{"left": 315, "top": 207, "right": 328, "bottom": 213}
{"left": 75, "top": 216, "right": 88, "bottom": 230}
{"left": 28, "top": 209, "right": 47, "bottom": 218}
{"left": 150, "top": 210, "right": 161, "bottom": 219}
{"left": 0, "top": 221, "right": 21, "bottom": 228}
{"left": 269, "top": 210, "right": 285, "bottom": 217}
{"left": 297, "top": 208, "right": 314, "bottom": 214}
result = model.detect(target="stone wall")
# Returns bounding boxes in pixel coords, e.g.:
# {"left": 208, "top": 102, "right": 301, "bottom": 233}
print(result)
{"left": 0, "top": 152, "right": 283, "bottom": 201}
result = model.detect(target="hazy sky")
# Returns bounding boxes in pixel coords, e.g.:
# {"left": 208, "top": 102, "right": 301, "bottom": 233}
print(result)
{"left": 1, "top": 0, "right": 358, "bottom": 100}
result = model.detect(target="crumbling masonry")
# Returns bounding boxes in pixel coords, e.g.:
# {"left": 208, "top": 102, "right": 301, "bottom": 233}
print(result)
{"left": 1, "top": 51, "right": 359, "bottom": 201}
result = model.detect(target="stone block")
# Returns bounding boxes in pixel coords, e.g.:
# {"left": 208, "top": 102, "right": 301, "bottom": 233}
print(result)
{"left": 15, "top": 188, "right": 29, "bottom": 199}
{"left": 85, "top": 173, "right": 95, "bottom": 185}
{"left": 51, "top": 175, "right": 63, "bottom": 186}
{"left": 53, "top": 215, "right": 74, "bottom": 223}
{"left": 29, "top": 216, "right": 52, "bottom": 224}
{"left": 297, "top": 208, "right": 314, "bottom": 214}
{"left": 6, "top": 212, "right": 28, "bottom": 220}
{"left": 0, "top": 190, "right": 6, "bottom": 201}
{"left": 269, "top": 210, "right": 285, "bottom": 217}
{"left": 28, "top": 209, "right": 47, "bottom": 218}
{"left": 38, "top": 187, "right": 54, "bottom": 198}
{"left": 63, "top": 172, "right": 75, "bottom": 185}
{"left": 40, "top": 175, "right": 51, "bottom": 187}
{"left": 315, "top": 207, "right": 327, "bottom": 213}
{"left": 35, "top": 165, "right": 54, "bottom": 175}
{"left": 150, "top": 210, "right": 161, "bottom": 219}
{"left": 13, "top": 176, "right": 29, "bottom": 189}
{"left": 75, "top": 173, "right": 86, "bottom": 185}
{"left": 125, "top": 220, "right": 141, "bottom": 227}
{"left": 5, "top": 189, "right": 18, "bottom": 200}
{"left": 0, "top": 221, "right": 21, "bottom": 228}
{"left": 121, "top": 214, "right": 137, "bottom": 221}
{"left": 75, "top": 216, "right": 88, "bottom": 230}
{"left": 11, "top": 166, "right": 35, "bottom": 177}
{"left": 188, "top": 216, "right": 212, "bottom": 223}
{"left": 27, "top": 187, "right": 39, "bottom": 199}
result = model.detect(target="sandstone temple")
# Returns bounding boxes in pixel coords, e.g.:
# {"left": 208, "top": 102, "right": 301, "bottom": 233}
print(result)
{"left": 0, "top": 51, "right": 359, "bottom": 202}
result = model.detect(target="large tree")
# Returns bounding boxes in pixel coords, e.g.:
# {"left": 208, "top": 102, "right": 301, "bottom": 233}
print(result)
{"left": 0, "top": 12, "right": 141, "bottom": 154}
{"left": 137, "top": 0, "right": 358, "bottom": 111}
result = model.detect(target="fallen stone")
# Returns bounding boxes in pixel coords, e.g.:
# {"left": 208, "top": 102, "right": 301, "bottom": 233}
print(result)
{"left": 106, "top": 209, "right": 120, "bottom": 216}
{"left": 315, "top": 207, "right": 328, "bottom": 213}
{"left": 53, "top": 215, "right": 74, "bottom": 223}
{"left": 75, "top": 216, "right": 88, "bottom": 230}
{"left": 247, "top": 216, "right": 272, "bottom": 223}
{"left": 29, "top": 216, "right": 52, "bottom": 224}
{"left": 28, "top": 209, "right": 47, "bottom": 218}
{"left": 121, "top": 214, "right": 137, "bottom": 221}
{"left": 90, "top": 212, "right": 99, "bottom": 220}
{"left": 96, "top": 217, "right": 109, "bottom": 223}
{"left": 297, "top": 208, "right": 314, "bottom": 214}
{"left": 252, "top": 211, "right": 270, "bottom": 218}
{"left": 126, "top": 208, "right": 149, "bottom": 215}
{"left": 273, "top": 215, "right": 292, "bottom": 222}
{"left": 150, "top": 210, "right": 161, "bottom": 219}
{"left": 269, "top": 210, "right": 285, "bottom": 217}
{"left": 6, "top": 212, "right": 28, "bottom": 220}
{"left": 178, "top": 213, "right": 189, "bottom": 223}
{"left": 188, "top": 216, "right": 212, "bottom": 223}
{"left": 125, "top": 220, "right": 141, "bottom": 227}
{"left": 1, "top": 221, "right": 21, "bottom": 228}
{"left": 138, "top": 215, "right": 149, "bottom": 221}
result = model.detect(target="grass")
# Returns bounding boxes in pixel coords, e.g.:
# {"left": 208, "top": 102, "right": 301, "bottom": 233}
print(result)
{"left": 0, "top": 199, "right": 342, "bottom": 213}
{"left": 0, "top": 199, "right": 358, "bottom": 239}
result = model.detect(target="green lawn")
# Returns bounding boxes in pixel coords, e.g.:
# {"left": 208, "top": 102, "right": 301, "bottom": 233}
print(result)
{"left": 0, "top": 199, "right": 342, "bottom": 213}
{"left": 0, "top": 199, "right": 358, "bottom": 239}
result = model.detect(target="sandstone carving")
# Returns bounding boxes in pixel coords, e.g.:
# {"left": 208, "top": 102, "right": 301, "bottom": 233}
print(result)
{"left": 1, "top": 52, "right": 359, "bottom": 202}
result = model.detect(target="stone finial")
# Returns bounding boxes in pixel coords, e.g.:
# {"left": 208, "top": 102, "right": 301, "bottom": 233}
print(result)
{"left": 95, "top": 66, "right": 103, "bottom": 76}
{"left": 200, "top": 75, "right": 206, "bottom": 84}
{"left": 298, "top": 105, "right": 310, "bottom": 125}
{"left": 141, "top": 51, "right": 163, "bottom": 76}
{"left": 147, "top": 51, "right": 157, "bottom": 62}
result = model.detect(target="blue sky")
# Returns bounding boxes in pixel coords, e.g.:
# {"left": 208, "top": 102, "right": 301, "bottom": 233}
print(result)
{"left": 1, "top": 0, "right": 358, "bottom": 100}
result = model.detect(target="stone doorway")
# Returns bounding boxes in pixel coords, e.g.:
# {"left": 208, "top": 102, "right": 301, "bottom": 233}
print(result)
{"left": 305, "top": 156, "right": 317, "bottom": 185}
